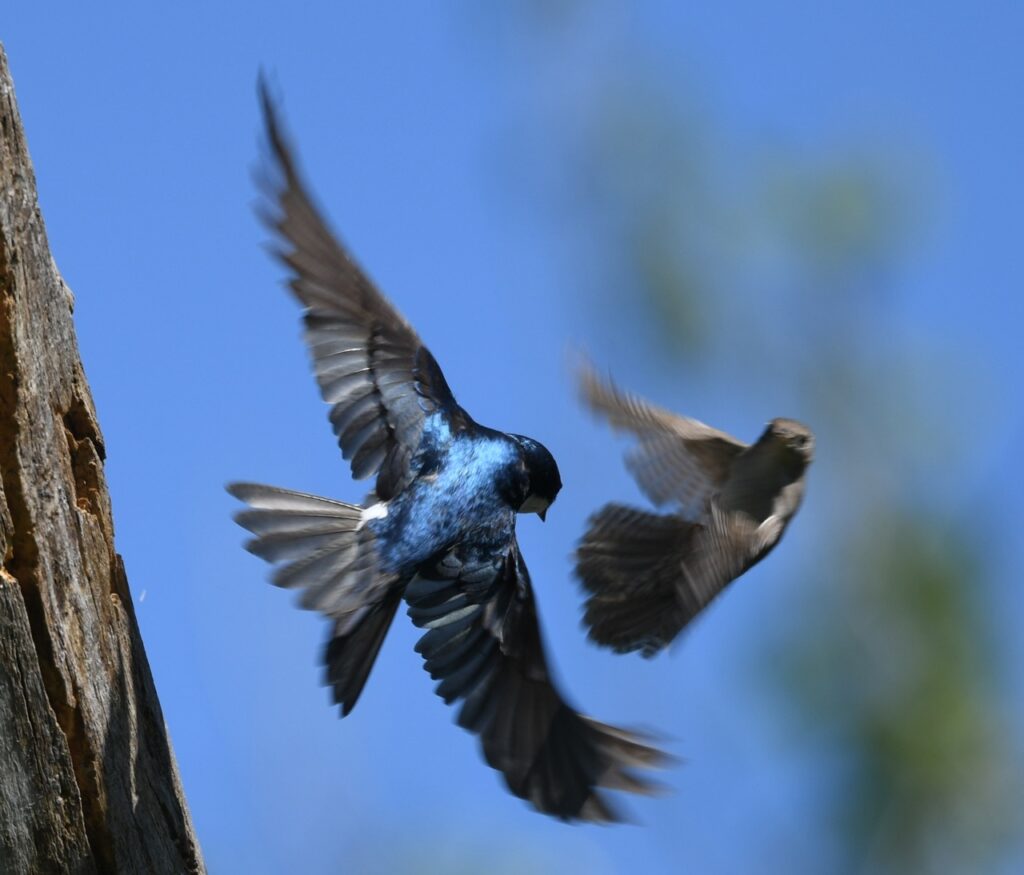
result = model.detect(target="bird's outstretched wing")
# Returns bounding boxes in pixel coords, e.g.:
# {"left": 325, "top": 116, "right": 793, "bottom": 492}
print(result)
{"left": 405, "top": 533, "right": 667, "bottom": 822}
{"left": 579, "top": 362, "right": 745, "bottom": 517}
{"left": 575, "top": 504, "right": 698, "bottom": 656}
{"left": 576, "top": 501, "right": 779, "bottom": 656}
{"left": 258, "top": 82, "right": 469, "bottom": 500}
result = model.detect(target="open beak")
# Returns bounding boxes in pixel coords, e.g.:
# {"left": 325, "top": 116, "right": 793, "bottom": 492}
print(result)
{"left": 538, "top": 509, "right": 547, "bottom": 522}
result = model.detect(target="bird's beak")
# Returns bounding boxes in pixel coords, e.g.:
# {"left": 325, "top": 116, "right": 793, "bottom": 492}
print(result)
{"left": 538, "top": 509, "right": 547, "bottom": 522}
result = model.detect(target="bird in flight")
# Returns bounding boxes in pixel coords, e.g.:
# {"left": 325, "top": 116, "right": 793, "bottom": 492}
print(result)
{"left": 227, "top": 82, "right": 665, "bottom": 823}
{"left": 575, "top": 362, "right": 814, "bottom": 657}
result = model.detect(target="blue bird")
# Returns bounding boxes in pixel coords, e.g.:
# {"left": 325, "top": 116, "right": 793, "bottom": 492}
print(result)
{"left": 227, "top": 82, "right": 665, "bottom": 823}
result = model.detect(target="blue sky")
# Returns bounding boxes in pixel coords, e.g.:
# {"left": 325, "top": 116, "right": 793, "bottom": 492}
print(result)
{"left": 5, "top": 3, "right": 1022, "bottom": 872}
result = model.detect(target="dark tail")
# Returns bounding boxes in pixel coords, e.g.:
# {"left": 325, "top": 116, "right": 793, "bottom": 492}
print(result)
{"left": 228, "top": 482, "right": 399, "bottom": 715}
{"left": 324, "top": 590, "right": 402, "bottom": 715}
{"left": 575, "top": 503, "right": 696, "bottom": 657}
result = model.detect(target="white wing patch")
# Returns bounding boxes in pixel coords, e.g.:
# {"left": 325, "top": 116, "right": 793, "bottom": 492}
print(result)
{"left": 357, "top": 501, "right": 389, "bottom": 531}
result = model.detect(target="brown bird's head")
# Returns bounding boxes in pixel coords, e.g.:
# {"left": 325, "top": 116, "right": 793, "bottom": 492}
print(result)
{"left": 766, "top": 418, "right": 815, "bottom": 463}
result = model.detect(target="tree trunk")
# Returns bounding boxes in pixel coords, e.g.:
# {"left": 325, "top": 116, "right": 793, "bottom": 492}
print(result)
{"left": 0, "top": 45, "right": 205, "bottom": 874}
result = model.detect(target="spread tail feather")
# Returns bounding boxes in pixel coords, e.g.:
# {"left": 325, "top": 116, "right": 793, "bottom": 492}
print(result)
{"left": 228, "top": 482, "right": 399, "bottom": 715}
{"left": 575, "top": 503, "right": 696, "bottom": 657}
{"left": 228, "top": 482, "right": 387, "bottom": 615}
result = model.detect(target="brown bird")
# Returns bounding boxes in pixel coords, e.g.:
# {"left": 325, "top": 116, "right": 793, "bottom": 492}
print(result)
{"left": 575, "top": 364, "right": 814, "bottom": 657}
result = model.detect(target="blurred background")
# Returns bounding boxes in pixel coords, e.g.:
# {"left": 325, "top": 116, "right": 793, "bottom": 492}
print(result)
{"left": 5, "top": 3, "right": 1023, "bottom": 872}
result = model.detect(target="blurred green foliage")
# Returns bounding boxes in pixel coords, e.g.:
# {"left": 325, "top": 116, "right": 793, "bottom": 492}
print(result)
{"left": 776, "top": 517, "right": 1017, "bottom": 872}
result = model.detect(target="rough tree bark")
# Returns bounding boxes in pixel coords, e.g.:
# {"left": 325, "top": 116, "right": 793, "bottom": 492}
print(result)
{"left": 0, "top": 46, "right": 205, "bottom": 874}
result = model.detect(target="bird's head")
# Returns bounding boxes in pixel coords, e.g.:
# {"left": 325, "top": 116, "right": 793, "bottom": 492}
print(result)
{"left": 766, "top": 418, "right": 816, "bottom": 463}
{"left": 509, "top": 435, "right": 562, "bottom": 521}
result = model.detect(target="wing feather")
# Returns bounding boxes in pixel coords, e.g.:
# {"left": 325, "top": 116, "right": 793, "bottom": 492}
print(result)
{"left": 406, "top": 536, "right": 668, "bottom": 822}
{"left": 578, "top": 361, "right": 746, "bottom": 517}
{"left": 258, "top": 82, "right": 469, "bottom": 499}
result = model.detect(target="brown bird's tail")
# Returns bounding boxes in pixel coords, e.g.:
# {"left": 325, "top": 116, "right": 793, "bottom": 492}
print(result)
{"left": 575, "top": 503, "right": 697, "bottom": 657}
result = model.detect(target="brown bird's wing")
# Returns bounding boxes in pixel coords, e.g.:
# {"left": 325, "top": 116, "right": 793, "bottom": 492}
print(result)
{"left": 405, "top": 534, "right": 667, "bottom": 822}
{"left": 576, "top": 501, "right": 781, "bottom": 657}
{"left": 579, "top": 363, "right": 746, "bottom": 517}
{"left": 576, "top": 504, "right": 698, "bottom": 656}
{"left": 258, "top": 82, "right": 469, "bottom": 501}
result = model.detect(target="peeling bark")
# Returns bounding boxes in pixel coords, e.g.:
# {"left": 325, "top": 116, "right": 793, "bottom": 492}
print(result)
{"left": 0, "top": 45, "right": 205, "bottom": 874}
